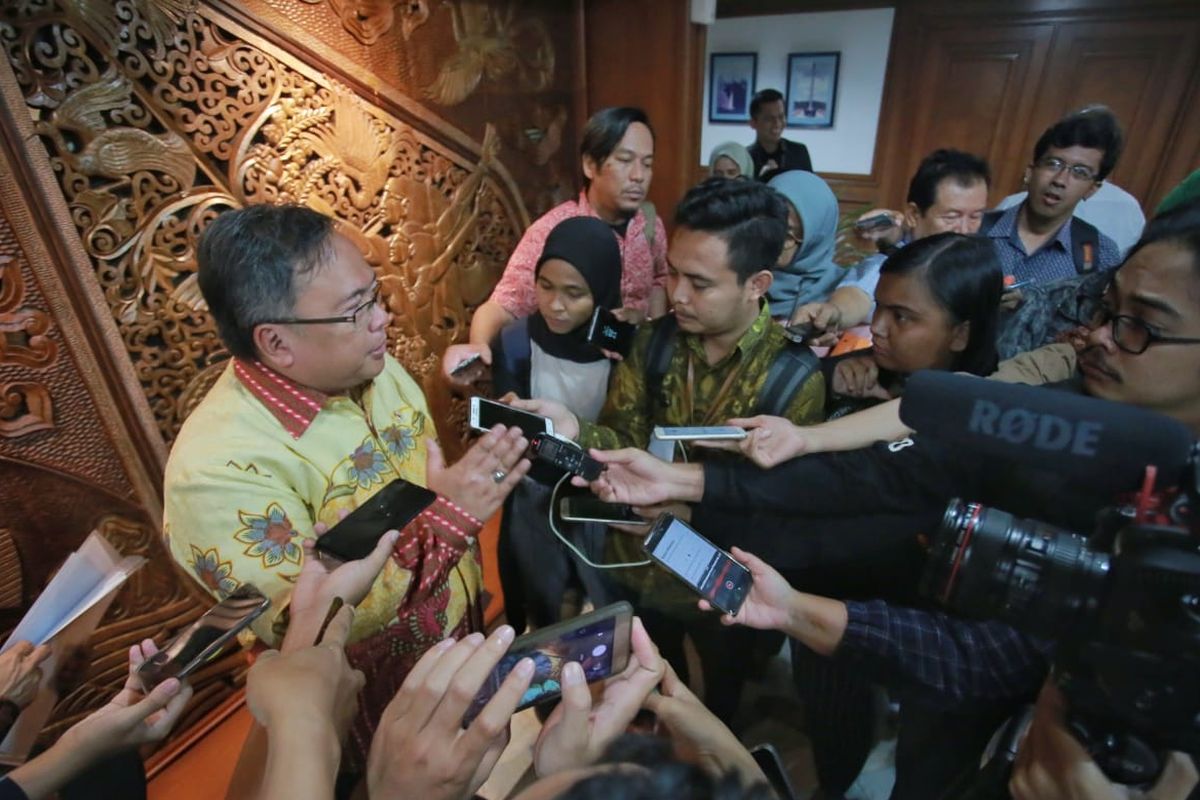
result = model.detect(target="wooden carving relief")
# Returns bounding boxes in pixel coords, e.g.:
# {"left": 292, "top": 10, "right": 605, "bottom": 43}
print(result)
{"left": 2, "top": 0, "right": 529, "bottom": 444}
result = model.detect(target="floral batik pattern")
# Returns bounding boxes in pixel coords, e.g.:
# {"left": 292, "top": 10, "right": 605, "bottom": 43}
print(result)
{"left": 188, "top": 545, "right": 239, "bottom": 597}
{"left": 234, "top": 503, "right": 303, "bottom": 567}
{"left": 347, "top": 439, "right": 389, "bottom": 488}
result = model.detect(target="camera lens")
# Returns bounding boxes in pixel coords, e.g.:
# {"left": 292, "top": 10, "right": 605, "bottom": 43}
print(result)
{"left": 922, "top": 500, "right": 1110, "bottom": 639}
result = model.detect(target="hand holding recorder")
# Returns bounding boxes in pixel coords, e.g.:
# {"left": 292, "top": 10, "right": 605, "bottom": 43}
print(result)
{"left": 578, "top": 447, "right": 705, "bottom": 507}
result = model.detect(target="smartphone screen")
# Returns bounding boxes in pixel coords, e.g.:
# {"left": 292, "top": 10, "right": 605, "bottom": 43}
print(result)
{"left": 559, "top": 495, "right": 649, "bottom": 526}
{"left": 471, "top": 397, "right": 553, "bottom": 439}
{"left": 138, "top": 584, "right": 269, "bottom": 690}
{"left": 587, "top": 308, "right": 636, "bottom": 356}
{"left": 463, "top": 602, "right": 633, "bottom": 725}
{"left": 315, "top": 478, "right": 437, "bottom": 562}
{"left": 644, "top": 514, "right": 751, "bottom": 616}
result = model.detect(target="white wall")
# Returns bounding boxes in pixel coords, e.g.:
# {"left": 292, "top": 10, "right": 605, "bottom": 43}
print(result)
{"left": 700, "top": 8, "right": 894, "bottom": 176}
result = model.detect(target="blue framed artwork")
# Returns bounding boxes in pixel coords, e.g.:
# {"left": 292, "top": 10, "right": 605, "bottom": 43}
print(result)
{"left": 708, "top": 52, "right": 757, "bottom": 123}
{"left": 785, "top": 52, "right": 840, "bottom": 128}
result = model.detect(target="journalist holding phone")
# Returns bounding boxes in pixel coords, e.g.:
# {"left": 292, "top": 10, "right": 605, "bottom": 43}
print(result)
{"left": 162, "top": 204, "right": 532, "bottom": 764}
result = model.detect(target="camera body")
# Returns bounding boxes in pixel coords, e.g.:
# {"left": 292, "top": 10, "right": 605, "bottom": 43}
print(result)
{"left": 923, "top": 485, "right": 1200, "bottom": 784}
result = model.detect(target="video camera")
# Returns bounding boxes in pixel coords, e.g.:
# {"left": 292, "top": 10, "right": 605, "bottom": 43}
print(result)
{"left": 899, "top": 372, "right": 1200, "bottom": 787}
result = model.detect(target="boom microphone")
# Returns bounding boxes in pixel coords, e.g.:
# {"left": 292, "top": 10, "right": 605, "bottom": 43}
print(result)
{"left": 898, "top": 371, "right": 1196, "bottom": 493}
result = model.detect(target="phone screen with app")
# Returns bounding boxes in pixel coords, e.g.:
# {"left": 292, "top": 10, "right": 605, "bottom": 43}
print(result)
{"left": 645, "top": 515, "right": 751, "bottom": 616}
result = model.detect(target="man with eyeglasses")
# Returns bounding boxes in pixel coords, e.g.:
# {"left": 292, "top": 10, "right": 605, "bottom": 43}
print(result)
{"left": 573, "top": 201, "right": 1200, "bottom": 798}
{"left": 982, "top": 107, "right": 1123, "bottom": 288}
{"left": 163, "top": 204, "right": 531, "bottom": 760}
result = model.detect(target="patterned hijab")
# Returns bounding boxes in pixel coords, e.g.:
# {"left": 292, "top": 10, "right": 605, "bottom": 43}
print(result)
{"left": 528, "top": 216, "right": 622, "bottom": 363}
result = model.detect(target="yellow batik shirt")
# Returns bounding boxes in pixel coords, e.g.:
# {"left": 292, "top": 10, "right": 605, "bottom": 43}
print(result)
{"left": 578, "top": 302, "right": 826, "bottom": 450}
{"left": 163, "top": 356, "right": 483, "bottom": 758}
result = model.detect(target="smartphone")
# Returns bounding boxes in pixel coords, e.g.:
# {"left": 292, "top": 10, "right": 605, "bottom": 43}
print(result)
{"left": 586, "top": 307, "right": 636, "bottom": 356}
{"left": 1004, "top": 278, "right": 1035, "bottom": 292}
{"left": 651, "top": 425, "right": 747, "bottom": 441}
{"left": 559, "top": 495, "right": 650, "bottom": 526}
{"left": 314, "top": 478, "right": 437, "bottom": 562}
{"left": 782, "top": 321, "right": 816, "bottom": 344}
{"left": 138, "top": 584, "right": 270, "bottom": 690}
{"left": 643, "top": 513, "right": 752, "bottom": 616}
{"left": 854, "top": 213, "right": 895, "bottom": 232}
{"left": 450, "top": 353, "right": 483, "bottom": 377}
{"left": 463, "top": 601, "right": 634, "bottom": 726}
{"left": 469, "top": 396, "right": 554, "bottom": 439}
{"left": 750, "top": 743, "right": 799, "bottom": 800}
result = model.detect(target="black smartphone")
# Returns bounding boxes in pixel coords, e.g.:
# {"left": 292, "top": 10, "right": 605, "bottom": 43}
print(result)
{"left": 138, "top": 584, "right": 270, "bottom": 690}
{"left": 586, "top": 307, "right": 636, "bottom": 356}
{"left": 450, "top": 352, "right": 485, "bottom": 379}
{"left": 782, "top": 321, "right": 816, "bottom": 344}
{"left": 643, "top": 513, "right": 752, "bottom": 616}
{"left": 469, "top": 396, "right": 554, "bottom": 439}
{"left": 854, "top": 213, "right": 896, "bottom": 232}
{"left": 750, "top": 743, "right": 798, "bottom": 800}
{"left": 463, "top": 601, "right": 634, "bottom": 726}
{"left": 314, "top": 478, "right": 437, "bottom": 562}
{"left": 559, "top": 495, "right": 649, "bottom": 526}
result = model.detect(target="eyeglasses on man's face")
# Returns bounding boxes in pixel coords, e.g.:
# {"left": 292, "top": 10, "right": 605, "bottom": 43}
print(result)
{"left": 1034, "top": 156, "right": 1099, "bottom": 183}
{"left": 262, "top": 283, "right": 383, "bottom": 328}
{"left": 1060, "top": 286, "right": 1200, "bottom": 356}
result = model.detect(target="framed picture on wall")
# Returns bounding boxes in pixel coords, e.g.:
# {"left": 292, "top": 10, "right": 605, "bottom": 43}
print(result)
{"left": 785, "top": 52, "right": 840, "bottom": 128}
{"left": 708, "top": 52, "right": 757, "bottom": 123}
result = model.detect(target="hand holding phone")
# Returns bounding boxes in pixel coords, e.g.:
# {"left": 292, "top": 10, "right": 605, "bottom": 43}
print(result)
{"left": 586, "top": 307, "right": 636, "bottom": 357}
{"left": 464, "top": 602, "right": 634, "bottom": 726}
{"left": 469, "top": 396, "right": 554, "bottom": 439}
{"left": 854, "top": 212, "right": 896, "bottom": 233}
{"left": 643, "top": 514, "right": 751, "bottom": 616}
{"left": 314, "top": 478, "right": 436, "bottom": 562}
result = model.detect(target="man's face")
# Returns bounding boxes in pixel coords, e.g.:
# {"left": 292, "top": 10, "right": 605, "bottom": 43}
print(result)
{"left": 870, "top": 270, "right": 968, "bottom": 374}
{"left": 583, "top": 121, "right": 654, "bottom": 222}
{"left": 667, "top": 227, "right": 767, "bottom": 339}
{"left": 750, "top": 99, "right": 786, "bottom": 150}
{"left": 261, "top": 232, "right": 390, "bottom": 393}
{"left": 1023, "top": 144, "right": 1103, "bottom": 222}
{"left": 1078, "top": 241, "right": 1200, "bottom": 432}
{"left": 905, "top": 178, "right": 989, "bottom": 240}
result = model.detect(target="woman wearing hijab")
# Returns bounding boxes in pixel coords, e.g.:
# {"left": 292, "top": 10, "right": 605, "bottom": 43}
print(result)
{"left": 766, "top": 170, "right": 843, "bottom": 319}
{"left": 707, "top": 141, "right": 754, "bottom": 181}
{"left": 490, "top": 216, "right": 624, "bottom": 632}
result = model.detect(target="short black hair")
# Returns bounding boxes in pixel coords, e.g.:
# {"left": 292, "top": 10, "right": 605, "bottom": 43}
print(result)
{"left": 1126, "top": 196, "right": 1200, "bottom": 274}
{"left": 580, "top": 107, "right": 653, "bottom": 187}
{"left": 879, "top": 232, "right": 1002, "bottom": 376}
{"left": 906, "top": 149, "right": 991, "bottom": 214}
{"left": 673, "top": 177, "right": 788, "bottom": 283}
{"left": 749, "top": 88, "right": 784, "bottom": 119}
{"left": 197, "top": 204, "right": 334, "bottom": 360}
{"left": 559, "top": 735, "right": 774, "bottom": 800}
{"left": 1032, "top": 105, "right": 1124, "bottom": 181}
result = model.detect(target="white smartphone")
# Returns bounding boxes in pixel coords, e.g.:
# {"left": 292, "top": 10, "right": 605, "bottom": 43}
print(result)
{"left": 469, "top": 396, "right": 554, "bottom": 439}
{"left": 651, "top": 425, "right": 747, "bottom": 441}
{"left": 559, "top": 496, "right": 651, "bottom": 526}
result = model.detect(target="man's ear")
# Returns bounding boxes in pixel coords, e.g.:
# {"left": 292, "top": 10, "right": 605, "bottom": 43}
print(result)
{"left": 746, "top": 269, "right": 773, "bottom": 301}
{"left": 903, "top": 201, "right": 922, "bottom": 232}
{"left": 1022, "top": 164, "right": 1032, "bottom": 188}
{"left": 950, "top": 320, "right": 970, "bottom": 353}
{"left": 1082, "top": 180, "right": 1103, "bottom": 202}
{"left": 253, "top": 323, "right": 295, "bottom": 370}
{"left": 581, "top": 154, "right": 598, "bottom": 183}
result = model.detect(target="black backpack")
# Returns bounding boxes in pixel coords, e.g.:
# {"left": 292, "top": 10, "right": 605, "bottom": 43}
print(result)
{"left": 979, "top": 210, "right": 1100, "bottom": 273}
{"left": 642, "top": 315, "right": 819, "bottom": 419}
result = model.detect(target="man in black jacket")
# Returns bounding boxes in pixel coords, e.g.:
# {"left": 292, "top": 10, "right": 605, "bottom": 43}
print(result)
{"left": 748, "top": 89, "right": 813, "bottom": 181}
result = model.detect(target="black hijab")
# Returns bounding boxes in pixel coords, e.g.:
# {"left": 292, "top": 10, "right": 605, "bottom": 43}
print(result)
{"left": 527, "top": 216, "right": 623, "bottom": 363}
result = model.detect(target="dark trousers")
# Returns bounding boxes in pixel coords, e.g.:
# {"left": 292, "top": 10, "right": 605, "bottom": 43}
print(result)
{"left": 791, "top": 641, "right": 876, "bottom": 796}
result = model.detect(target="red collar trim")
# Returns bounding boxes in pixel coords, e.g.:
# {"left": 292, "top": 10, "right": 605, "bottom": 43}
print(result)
{"left": 232, "top": 359, "right": 328, "bottom": 439}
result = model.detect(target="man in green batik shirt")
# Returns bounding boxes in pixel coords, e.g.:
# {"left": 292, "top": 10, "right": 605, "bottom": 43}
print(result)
{"left": 512, "top": 178, "right": 825, "bottom": 722}
{"left": 515, "top": 177, "right": 824, "bottom": 452}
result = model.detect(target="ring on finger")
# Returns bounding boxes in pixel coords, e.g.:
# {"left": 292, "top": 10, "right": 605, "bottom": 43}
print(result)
{"left": 491, "top": 469, "right": 507, "bottom": 484}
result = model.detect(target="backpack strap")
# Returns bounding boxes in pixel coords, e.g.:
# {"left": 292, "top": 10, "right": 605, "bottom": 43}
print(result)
{"left": 756, "top": 342, "right": 821, "bottom": 417}
{"left": 1069, "top": 216, "right": 1100, "bottom": 274}
{"left": 643, "top": 314, "right": 678, "bottom": 415}
{"left": 640, "top": 201, "right": 657, "bottom": 249}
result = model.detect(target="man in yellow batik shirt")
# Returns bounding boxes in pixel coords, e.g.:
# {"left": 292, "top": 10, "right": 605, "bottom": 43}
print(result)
{"left": 163, "top": 204, "right": 529, "bottom": 760}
